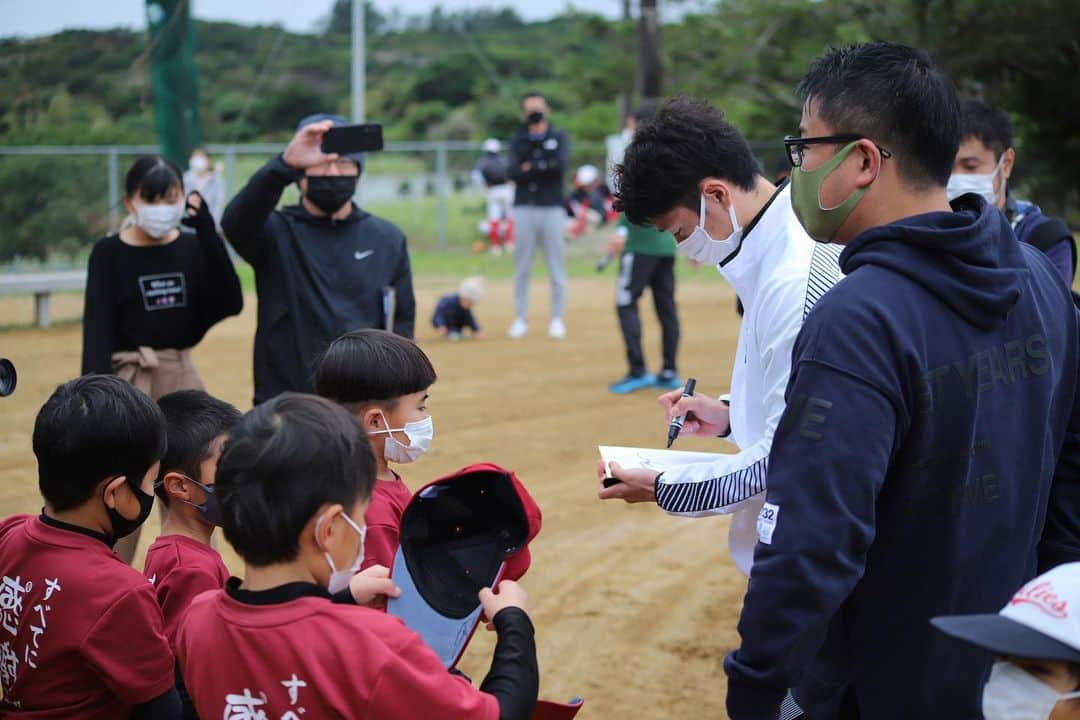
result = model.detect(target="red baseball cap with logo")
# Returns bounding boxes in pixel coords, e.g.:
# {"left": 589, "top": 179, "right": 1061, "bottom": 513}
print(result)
{"left": 386, "top": 463, "right": 542, "bottom": 668}
{"left": 932, "top": 562, "right": 1080, "bottom": 662}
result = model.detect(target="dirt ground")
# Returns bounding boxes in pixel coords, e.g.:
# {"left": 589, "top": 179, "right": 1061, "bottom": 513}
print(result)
{"left": 0, "top": 273, "right": 745, "bottom": 718}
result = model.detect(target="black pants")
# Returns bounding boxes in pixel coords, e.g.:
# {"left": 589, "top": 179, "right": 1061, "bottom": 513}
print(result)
{"left": 616, "top": 252, "right": 679, "bottom": 376}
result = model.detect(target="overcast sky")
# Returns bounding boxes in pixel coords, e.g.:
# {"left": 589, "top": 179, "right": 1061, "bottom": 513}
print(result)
{"left": 1, "top": 0, "right": 631, "bottom": 38}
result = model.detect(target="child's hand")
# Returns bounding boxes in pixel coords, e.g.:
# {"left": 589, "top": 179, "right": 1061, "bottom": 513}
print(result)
{"left": 349, "top": 565, "right": 402, "bottom": 608}
{"left": 478, "top": 580, "right": 529, "bottom": 630}
{"left": 437, "top": 326, "right": 448, "bottom": 337}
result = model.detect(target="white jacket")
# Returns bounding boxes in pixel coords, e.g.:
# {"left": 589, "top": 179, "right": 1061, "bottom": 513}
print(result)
{"left": 654, "top": 184, "right": 842, "bottom": 574}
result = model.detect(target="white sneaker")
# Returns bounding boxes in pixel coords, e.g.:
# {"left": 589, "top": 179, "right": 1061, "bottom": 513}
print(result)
{"left": 507, "top": 318, "right": 528, "bottom": 339}
{"left": 548, "top": 318, "right": 566, "bottom": 339}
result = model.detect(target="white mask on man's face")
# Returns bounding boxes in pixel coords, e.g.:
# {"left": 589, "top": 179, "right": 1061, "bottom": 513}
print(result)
{"left": 982, "top": 661, "right": 1080, "bottom": 720}
{"left": 946, "top": 154, "right": 1005, "bottom": 205}
{"left": 189, "top": 155, "right": 209, "bottom": 173}
{"left": 675, "top": 193, "right": 742, "bottom": 267}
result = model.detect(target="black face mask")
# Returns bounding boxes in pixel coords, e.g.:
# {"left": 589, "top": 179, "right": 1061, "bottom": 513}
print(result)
{"left": 305, "top": 175, "right": 358, "bottom": 214}
{"left": 104, "top": 477, "right": 155, "bottom": 544}
{"left": 526, "top": 111, "right": 545, "bottom": 125}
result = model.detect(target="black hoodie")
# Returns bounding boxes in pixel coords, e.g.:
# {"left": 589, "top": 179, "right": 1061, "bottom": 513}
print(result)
{"left": 222, "top": 155, "right": 415, "bottom": 404}
{"left": 724, "top": 195, "right": 1080, "bottom": 719}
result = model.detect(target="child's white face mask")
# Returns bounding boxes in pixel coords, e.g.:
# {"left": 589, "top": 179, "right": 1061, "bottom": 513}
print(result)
{"left": 315, "top": 511, "right": 366, "bottom": 596}
{"left": 982, "top": 661, "right": 1080, "bottom": 720}
{"left": 368, "top": 411, "right": 433, "bottom": 464}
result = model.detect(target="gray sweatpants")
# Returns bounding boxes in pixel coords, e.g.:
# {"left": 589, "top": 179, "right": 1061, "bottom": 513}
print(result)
{"left": 512, "top": 205, "right": 567, "bottom": 320}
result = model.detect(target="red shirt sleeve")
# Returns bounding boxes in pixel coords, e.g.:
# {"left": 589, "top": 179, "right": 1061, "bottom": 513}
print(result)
{"left": 156, "top": 566, "right": 227, "bottom": 651}
{"left": 368, "top": 629, "right": 499, "bottom": 719}
{"left": 80, "top": 583, "right": 175, "bottom": 705}
{"left": 361, "top": 523, "right": 401, "bottom": 572}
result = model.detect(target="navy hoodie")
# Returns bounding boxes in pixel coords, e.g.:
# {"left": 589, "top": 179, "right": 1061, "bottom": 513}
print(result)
{"left": 724, "top": 196, "right": 1080, "bottom": 719}
{"left": 222, "top": 155, "right": 416, "bottom": 404}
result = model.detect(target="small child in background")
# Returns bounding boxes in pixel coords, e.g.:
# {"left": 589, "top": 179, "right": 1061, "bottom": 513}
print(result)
{"left": 432, "top": 276, "right": 485, "bottom": 340}
{"left": 316, "top": 329, "right": 436, "bottom": 573}
{"left": 0, "top": 375, "right": 179, "bottom": 718}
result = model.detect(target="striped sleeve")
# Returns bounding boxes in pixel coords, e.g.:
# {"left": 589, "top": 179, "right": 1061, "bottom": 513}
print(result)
{"left": 655, "top": 452, "right": 769, "bottom": 517}
{"left": 656, "top": 242, "right": 841, "bottom": 519}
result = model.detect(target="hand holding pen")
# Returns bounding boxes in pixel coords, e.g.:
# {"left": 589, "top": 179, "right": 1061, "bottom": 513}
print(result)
{"left": 659, "top": 381, "right": 731, "bottom": 444}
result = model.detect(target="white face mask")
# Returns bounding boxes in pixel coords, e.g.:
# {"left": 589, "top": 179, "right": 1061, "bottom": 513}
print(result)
{"left": 946, "top": 155, "right": 1005, "bottom": 205}
{"left": 982, "top": 661, "right": 1080, "bottom": 720}
{"left": 369, "top": 411, "right": 433, "bottom": 464}
{"left": 189, "top": 155, "right": 209, "bottom": 173}
{"left": 316, "top": 511, "right": 366, "bottom": 595}
{"left": 676, "top": 193, "right": 742, "bottom": 267}
{"left": 135, "top": 201, "right": 185, "bottom": 238}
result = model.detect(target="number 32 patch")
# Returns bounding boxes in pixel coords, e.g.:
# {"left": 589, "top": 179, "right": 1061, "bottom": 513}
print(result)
{"left": 757, "top": 502, "right": 780, "bottom": 545}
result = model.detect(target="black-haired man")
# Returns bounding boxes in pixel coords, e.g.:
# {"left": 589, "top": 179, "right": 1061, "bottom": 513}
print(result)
{"left": 725, "top": 42, "right": 1080, "bottom": 719}
{"left": 949, "top": 99, "right": 1075, "bottom": 285}
{"left": 598, "top": 96, "right": 842, "bottom": 578}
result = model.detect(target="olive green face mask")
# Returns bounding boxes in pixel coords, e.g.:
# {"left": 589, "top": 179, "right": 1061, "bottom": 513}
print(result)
{"left": 790, "top": 141, "right": 867, "bottom": 243}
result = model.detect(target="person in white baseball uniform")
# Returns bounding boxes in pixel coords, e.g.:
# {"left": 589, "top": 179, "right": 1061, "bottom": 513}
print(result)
{"left": 597, "top": 96, "right": 842, "bottom": 576}
{"left": 933, "top": 563, "right": 1080, "bottom": 720}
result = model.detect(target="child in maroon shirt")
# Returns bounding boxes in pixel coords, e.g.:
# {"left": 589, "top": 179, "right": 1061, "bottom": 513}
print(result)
{"left": 176, "top": 393, "right": 538, "bottom": 719}
{"left": 315, "top": 329, "right": 437, "bottom": 574}
{"left": 315, "top": 329, "right": 532, "bottom": 582}
{"left": 0, "top": 375, "right": 179, "bottom": 719}
{"left": 144, "top": 390, "right": 240, "bottom": 650}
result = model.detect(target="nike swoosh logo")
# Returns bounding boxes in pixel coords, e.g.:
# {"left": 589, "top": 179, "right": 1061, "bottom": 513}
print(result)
{"left": 354, "top": 250, "right": 374, "bottom": 261}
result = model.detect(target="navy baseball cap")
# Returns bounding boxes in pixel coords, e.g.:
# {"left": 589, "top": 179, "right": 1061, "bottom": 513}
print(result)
{"left": 386, "top": 463, "right": 540, "bottom": 668}
{"left": 296, "top": 113, "right": 365, "bottom": 168}
{"left": 932, "top": 562, "right": 1080, "bottom": 663}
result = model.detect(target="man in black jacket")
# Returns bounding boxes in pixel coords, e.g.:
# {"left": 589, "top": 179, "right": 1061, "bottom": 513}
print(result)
{"left": 221, "top": 113, "right": 415, "bottom": 405}
{"left": 507, "top": 93, "right": 570, "bottom": 340}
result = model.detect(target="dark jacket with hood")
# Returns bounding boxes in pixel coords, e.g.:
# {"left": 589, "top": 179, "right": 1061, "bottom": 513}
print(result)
{"left": 222, "top": 155, "right": 415, "bottom": 404}
{"left": 724, "top": 195, "right": 1080, "bottom": 719}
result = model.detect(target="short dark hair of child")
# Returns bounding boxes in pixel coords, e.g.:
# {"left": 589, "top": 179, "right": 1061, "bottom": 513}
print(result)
{"left": 33, "top": 375, "right": 167, "bottom": 512}
{"left": 215, "top": 393, "right": 376, "bottom": 567}
{"left": 154, "top": 390, "right": 242, "bottom": 506}
{"left": 314, "top": 329, "right": 437, "bottom": 409}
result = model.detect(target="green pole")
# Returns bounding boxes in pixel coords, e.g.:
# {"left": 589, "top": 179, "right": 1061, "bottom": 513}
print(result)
{"left": 146, "top": 0, "right": 201, "bottom": 167}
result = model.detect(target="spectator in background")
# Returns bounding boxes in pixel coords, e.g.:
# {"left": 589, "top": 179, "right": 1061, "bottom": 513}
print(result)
{"left": 183, "top": 147, "right": 226, "bottom": 229}
{"left": 606, "top": 103, "right": 681, "bottom": 395}
{"left": 949, "top": 99, "right": 1075, "bottom": 285}
{"left": 81, "top": 155, "right": 243, "bottom": 565}
{"left": 605, "top": 103, "right": 655, "bottom": 189}
{"left": 507, "top": 92, "right": 570, "bottom": 340}
{"left": 474, "top": 138, "right": 514, "bottom": 255}
{"left": 221, "top": 113, "right": 416, "bottom": 405}
{"left": 566, "top": 164, "right": 615, "bottom": 239}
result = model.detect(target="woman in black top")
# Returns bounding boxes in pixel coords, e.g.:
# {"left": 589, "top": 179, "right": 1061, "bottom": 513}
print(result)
{"left": 81, "top": 155, "right": 242, "bottom": 563}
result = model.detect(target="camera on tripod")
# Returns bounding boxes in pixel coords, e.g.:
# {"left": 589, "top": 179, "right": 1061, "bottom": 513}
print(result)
{"left": 0, "top": 358, "right": 16, "bottom": 398}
